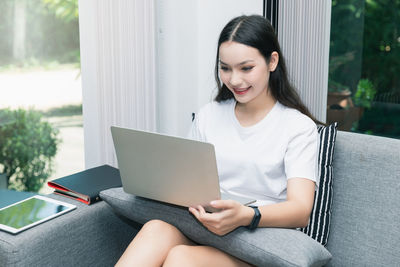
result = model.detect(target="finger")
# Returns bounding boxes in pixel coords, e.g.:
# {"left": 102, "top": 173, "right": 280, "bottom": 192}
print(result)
{"left": 196, "top": 205, "right": 213, "bottom": 221}
{"left": 190, "top": 206, "right": 211, "bottom": 224}
{"left": 190, "top": 206, "right": 213, "bottom": 223}
{"left": 188, "top": 207, "right": 200, "bottom": 218}
{"left": 196, "top": 205, "right": 221, "bottom": 223}
{"left": 210, "top": 199, "right": 236, "bottom": 209}
{"left": 192, "top": 205, "right": 236, "bottom": 236}
{"left": 190, "top": 207, "right": 216, "bottom": 230}
{"left": 197, "top": 205, "right": 207, "bottom": 214}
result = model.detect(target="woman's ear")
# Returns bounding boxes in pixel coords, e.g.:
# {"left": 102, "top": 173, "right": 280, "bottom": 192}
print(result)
{"left": 269, "top": 51, "right": 279, "bottom": 72}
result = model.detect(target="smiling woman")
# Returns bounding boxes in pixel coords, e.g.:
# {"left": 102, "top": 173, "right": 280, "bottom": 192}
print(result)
{"left": 214, "top": 15, "right": 321, "bottom": 125}
{"left": 115, "top": 14, "right": 321, "bottom": 267}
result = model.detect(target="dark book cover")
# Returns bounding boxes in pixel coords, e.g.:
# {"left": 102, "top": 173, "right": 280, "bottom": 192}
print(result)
{"left": 47, "top": 165, "right": 122, "bottom": 204}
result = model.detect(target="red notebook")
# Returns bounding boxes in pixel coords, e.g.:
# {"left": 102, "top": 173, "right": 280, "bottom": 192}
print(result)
{"left": 47, "top": 165, "right": 122, "bottom": 204}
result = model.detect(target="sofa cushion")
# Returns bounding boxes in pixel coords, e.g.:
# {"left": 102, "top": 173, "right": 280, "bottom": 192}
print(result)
{"left": 300, "top": 123, "right": 338, "bottom": 246}
{"left": 100, "top": 187, "right": 331, "bottom": 267}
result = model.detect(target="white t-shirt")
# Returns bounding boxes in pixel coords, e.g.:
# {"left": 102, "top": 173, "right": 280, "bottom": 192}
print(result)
{"left": 188, "top": 99, "right": 318, "bottom": 206}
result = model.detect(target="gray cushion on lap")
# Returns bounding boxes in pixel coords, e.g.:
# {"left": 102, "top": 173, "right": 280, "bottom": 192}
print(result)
{"left": 100, "top": 187, "right": 331, "bottom": 267}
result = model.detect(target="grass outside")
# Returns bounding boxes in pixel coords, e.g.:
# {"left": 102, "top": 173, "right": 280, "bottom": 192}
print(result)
{"left": 42, "top": 104, "right": 82, "bottom": 118}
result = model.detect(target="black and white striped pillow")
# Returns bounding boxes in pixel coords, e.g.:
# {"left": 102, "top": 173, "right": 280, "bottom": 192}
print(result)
{"left": 300, "top": 122, "right": 338, "bottom": 246}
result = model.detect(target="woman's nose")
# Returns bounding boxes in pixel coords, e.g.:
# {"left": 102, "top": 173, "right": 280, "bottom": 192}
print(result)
{"left": 229, "top": 71, "right": 242, "bottom": 87}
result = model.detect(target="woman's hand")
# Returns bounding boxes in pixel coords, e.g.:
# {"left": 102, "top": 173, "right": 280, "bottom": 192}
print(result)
{"left": 189, "top": 200, "right": 254, "bottom": 236}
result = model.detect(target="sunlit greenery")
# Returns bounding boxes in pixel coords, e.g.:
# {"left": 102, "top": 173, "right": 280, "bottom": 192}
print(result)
{"left": 0, "top": 0, "right": 80, "bottom": 192}
{"left": 42, "top": 0, "right": 79, "bottom": 22}
{"left": 0, "top": 109, "right": 60, "bottom": 192}
{"left": 42, "top": 104, "right": 82, "bottom": 118}
{"left": 0, "top": 0, "right": 79, "bottom": 67}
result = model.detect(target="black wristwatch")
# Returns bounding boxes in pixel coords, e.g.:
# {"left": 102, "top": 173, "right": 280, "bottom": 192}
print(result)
{"left": 247, "top": 206, "right": 261, "bottom": 230}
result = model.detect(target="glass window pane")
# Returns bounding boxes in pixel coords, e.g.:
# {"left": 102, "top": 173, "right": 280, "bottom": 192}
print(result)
{"left": 0, "top": 0, "right": 83, "bottom": 193}
{"left": 327, "top": 0, "right": 400, "bottom": 139}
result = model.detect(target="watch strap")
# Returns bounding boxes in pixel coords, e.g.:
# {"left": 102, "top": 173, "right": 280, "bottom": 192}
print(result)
{"left": 247, "top": 206, "right": 261, "bottom": 230}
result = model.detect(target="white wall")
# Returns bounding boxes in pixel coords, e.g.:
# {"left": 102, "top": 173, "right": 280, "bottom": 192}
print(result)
{"left": 156, "top": 0, "right": 263, "bottom": 137}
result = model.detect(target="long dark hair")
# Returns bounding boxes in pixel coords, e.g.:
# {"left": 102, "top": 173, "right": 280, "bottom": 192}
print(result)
{"left": 214, "top": 15, "right": 321, "bottom": 124}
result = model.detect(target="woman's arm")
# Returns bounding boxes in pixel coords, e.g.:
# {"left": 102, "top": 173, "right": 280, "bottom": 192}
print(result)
{"left": 257, "top": 177, "right": 315, "bottom": 228}
{"left": 189, "top": 177, "right": 315, "bottom": 235}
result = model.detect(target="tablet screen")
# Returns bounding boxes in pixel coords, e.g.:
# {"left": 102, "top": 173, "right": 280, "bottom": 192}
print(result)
{"left": 0, "top": 195, "right": 76, "bottom": 234}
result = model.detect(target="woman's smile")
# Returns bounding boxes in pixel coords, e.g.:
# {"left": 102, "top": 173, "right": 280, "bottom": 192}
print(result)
{"left": 233, "top": 86, "right": 251, "bottom": 95}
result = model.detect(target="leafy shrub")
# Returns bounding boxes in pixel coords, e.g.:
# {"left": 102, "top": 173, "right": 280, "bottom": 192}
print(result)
{"left": 0, "top": 108, "right": 60, "bottom": 192}
{"left": 354, "top": 79, "right": 377, "bottom": 109}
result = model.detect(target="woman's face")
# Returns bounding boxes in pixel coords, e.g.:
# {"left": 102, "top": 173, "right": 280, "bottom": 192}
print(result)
{"left": 218, "top": 41, "right": 278, "bottom": 105}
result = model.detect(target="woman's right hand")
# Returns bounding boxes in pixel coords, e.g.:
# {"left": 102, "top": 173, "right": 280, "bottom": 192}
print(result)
{"left": 189, "top": 200, "right": 254, "bottom": 236}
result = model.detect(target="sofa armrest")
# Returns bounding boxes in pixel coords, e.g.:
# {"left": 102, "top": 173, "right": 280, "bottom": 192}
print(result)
{"left": 0, "top": 194, "right": 138, "bottom": 267}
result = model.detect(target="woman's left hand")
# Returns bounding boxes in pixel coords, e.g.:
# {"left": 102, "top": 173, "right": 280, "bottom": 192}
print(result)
{"left": 189, "top": 200, "right": 253, "bottom": 236}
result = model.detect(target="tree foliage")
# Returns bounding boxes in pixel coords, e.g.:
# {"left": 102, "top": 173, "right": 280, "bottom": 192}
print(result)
{"left": 330, "top": 0, "right": 366, "bottom": 92}
{"left": 0, "top": 109, "right": 60, "bottom": 192}
{"left": 330, "top": 0, "right": 400, "bottom": 98}
{"left": 0, "top": 0, "right": 80, "bottom": 66}
{"left": 42, "top": 0, "right": 78, "bottom": 23}
{"left": 362, "top": 0, "right": 400, "bottom": 96}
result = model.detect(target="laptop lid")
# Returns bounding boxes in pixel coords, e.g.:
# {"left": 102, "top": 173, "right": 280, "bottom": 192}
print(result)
{"left": 110, "top": 126, "right": 222, "bottom": 208}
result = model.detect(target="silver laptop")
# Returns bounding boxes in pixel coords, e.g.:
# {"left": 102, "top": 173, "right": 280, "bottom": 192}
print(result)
{"left": 111, "top": 126, "right": 255, "bottom": 210}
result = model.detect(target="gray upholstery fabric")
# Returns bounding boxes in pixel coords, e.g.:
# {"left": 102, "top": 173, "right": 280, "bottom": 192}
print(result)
{"left": 0, "top": 194, "right": 138, "bottom": 267}
{"left": 100, "top": 187, "right": 332, "bottom": 267}
{"left": 326, "top": 131, "right": 400, "bottom": 266}
{"left": 3, "top": 131, "right": 398, "bottom": 266}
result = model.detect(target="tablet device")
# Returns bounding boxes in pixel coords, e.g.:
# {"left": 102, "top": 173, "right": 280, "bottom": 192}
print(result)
{"left": 0, "top": 195, "right": 76, "bottom": 234}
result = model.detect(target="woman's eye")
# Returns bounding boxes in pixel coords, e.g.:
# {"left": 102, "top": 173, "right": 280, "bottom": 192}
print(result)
{"left": 220, "top": 66, "right": 230, "bottom": 71}
{"left": 242, "top": 66, "right": 254, "bottom": 71}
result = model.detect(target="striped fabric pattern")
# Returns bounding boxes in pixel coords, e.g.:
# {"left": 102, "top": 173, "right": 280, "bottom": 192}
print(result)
{"left": 300, "top": 122, "right": 338, "bottom": 246}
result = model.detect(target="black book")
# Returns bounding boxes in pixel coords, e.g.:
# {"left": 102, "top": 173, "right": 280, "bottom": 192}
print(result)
{"left": 47, "top": 165, "right": 122, "bottom": 204}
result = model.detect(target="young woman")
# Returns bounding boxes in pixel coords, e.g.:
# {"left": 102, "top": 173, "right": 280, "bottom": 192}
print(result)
{"left": 116, "top": 15, "right": 319, "bottom": 267}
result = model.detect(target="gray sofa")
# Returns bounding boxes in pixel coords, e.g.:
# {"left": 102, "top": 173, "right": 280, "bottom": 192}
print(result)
{"left": 1, "top": 131, "right": 399, "bottom": 266}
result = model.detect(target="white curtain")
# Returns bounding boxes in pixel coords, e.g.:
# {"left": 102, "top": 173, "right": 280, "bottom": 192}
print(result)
{"left": 79, "top": 0, "right": 156, "bottom": 168}
{"left": 278, "top": 1, "right": 331, "bottom": 122}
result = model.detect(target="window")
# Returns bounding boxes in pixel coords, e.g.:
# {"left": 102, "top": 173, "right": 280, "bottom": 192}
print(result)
{"left": 0, "top": 0, "right": 83, "bottom": 193}
{"left": 327, "top": 0, "right": 400, "bottom": 139}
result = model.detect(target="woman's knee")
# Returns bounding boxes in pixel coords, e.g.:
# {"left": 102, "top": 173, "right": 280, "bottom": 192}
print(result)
{"left": 164, "top": 245, "right": 252, "bottom": 267}
{"left": 141, "top": 219, "right": 177, "bottom": 233}
{"left": 140, "top": 219, "right": 188, "bottom": 242}
{"left": 164, "top": 245, "right": 194, "bottom": 267}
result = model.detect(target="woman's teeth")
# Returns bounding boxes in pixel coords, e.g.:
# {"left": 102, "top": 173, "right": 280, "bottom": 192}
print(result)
{"left": 234, "top": 86, "right": 251, "bottom": 94}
